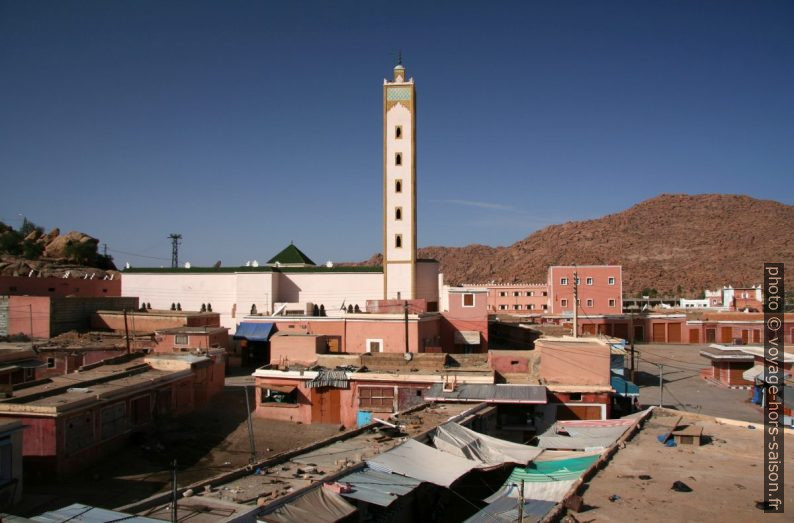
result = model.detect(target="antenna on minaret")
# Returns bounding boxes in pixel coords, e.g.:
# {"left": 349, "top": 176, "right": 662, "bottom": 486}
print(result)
{"left": 168, "top": 234, "right": 182, "bottom": 269}
{"left": 397, "top": 49, "right": 402, "bottom": 66}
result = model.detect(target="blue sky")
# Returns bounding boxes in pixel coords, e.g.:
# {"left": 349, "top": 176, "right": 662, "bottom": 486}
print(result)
{"left": 1, "top": 1, "right": 792, "bottom": 267}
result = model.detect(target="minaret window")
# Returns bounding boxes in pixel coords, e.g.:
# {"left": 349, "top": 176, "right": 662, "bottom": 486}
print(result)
{"left": 395, "top": 179, "right": 402, "bottom": 193}
{"left": 395, "top": 126, "right": 402, "bottom": 139}
{"left": 395, "top": 153, "right": 402, "bottom": 166}
{"left": 395, "top": 234, "right": 402, "bottom": 248}
{"left": 395, "top": 207, "right": 402, "bottom": 220}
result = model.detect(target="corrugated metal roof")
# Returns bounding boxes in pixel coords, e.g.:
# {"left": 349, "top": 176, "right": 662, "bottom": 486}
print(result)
{"left": 305, "top": 369, "right": 348, "bottom": 389}
{"left": 465, "top": 494, "right": 555, "bottom": 523}
{"left": 425, "top": 383, "right": 546, "bottom": 404}
{"left": 31, "top": 503, "right": 161, "bottom": 523}
{"left": 338, "top": 467, "right": 422, "bottom": 507}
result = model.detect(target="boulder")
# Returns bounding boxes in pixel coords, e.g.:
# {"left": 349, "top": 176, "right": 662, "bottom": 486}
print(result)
{"left": 44, "top": 231, "right": 99, "bottom": 260}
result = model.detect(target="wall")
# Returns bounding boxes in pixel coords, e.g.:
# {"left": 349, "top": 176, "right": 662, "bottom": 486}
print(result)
{"left": 415, "top": 261, "right": 440, "bottom": 308}
{"left": 152, "top": 329, "right": 229, "bottom": 353}
{"left": 440, "top": 290, "right": 489, "bottom": 353}
{"left": 5, "top": 296, "right": 51, "bottom": 338}
{"left": 538, "top": 340, "right": 610, "bottom": 386}
{"left": 478, "top": 283, "right": 549, "bottom": 313}
{"left": 488, "top": 350, "right": 532, "bottom": 374}
{"left": 0, "top": 275, "right": 120, "bottom": 297}
{"left": 270, "top": 334, "right": 326, "bottom": 365}
{"left": 93, "top": 311, "right": 221, "bottom": 332}
{"left": 275, "top": 272, "right": 383, "bottom": 313}
{"left": 49, "top": 297, "right": 138, "bottom": 335}
{"left": 549, "top": 266, "right": 622, "bottom": 315}
{"left": 35, "top": 349, "right": 128, "bottom": 379}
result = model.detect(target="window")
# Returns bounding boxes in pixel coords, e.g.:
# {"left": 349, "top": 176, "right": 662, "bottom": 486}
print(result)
{"left": 542, "top": 304, "right": 548, "bottom": 310}
{"left": 395, "top": 179, "right": 402, "bottom": 192}
{"left": 561, "top": 299, "right": 568, "bottom": 307}
{"left": 586, "top": 277, "right": 593, "bottom": 285}
{"left": 261, "top": 386, "right": 298, "bottom": 405}
{"left": 366, "top": 339, "right": 383, "bottom": 353}
{"left": 395, "top": 153, "right": 402, "bottom": 166}
{"left": 47, "top": 357, "right": 55, "bottom": 368}
{"left": 174, "top": 334, "right": 188, "bottom": 345}
{"left": 499, "top": 305, "right": 508, "bottom": 310}
{"left": 576, "top": 299, "right": 581, "bottom": 305}
{"left": 513, "top": 304, "right": 522, "bottom": 310}
{"left": 462, "top": 293, "right": 475, "bottom": 307}
{"left": 499, "top": 291, "right": 507, "bottom": 297}
{"left": 24, "top": 368, "right": 35, "bottom": 381}
{"left": 528, "top": 304, "right": 535, "bottom": 310}
{"left": 395, "top": 125, "right": 402, "bottom": 139}
{"left": 395, "top": 234, "right": 402, "bottom": 248}
{"left": 586, "top": 299, "right": 594, "bottom": 307}
{"left": 527, "top": 291, "right": 534, "bottom": 297}
{"left": 358, "top": 387, "right": 395, "bottom": 411}
{"left": 609, "top": 299, "right": 616, "bottom": 307}
{"left": 569, "top": 392, "right": 583, "bottom": 401}
{"left": 608, "top": 277, "right": 616, "bottom": 285}
{"left": 560, "top": 278, "right": 568, "bottom": 285}
{"left": 542, "top": 291, "right": 548, "bottom": 296}
{"left": 395, "top": 207, "right": 402, "bottom": 220}
{"left": 48, "top": 287, "right": 55, "bottom": 292}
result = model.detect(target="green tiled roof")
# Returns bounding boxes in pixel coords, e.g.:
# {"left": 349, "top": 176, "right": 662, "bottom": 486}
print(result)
{"left": 266, "top": 243, "right": 316, "bottom": 266}
{"left": 123, "top": 265, "right": 382, "bottom": 274}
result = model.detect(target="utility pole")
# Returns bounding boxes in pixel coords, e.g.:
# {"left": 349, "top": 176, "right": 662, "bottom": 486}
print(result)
{"left": 102, "top": 243, "right": 108, "bottom": 257}
{"left": 572, "top": 269, "right": 579, "bottom": 338}
{"left": 404, "top": 300, "right": 409, "bottom": 353}
{"left": 244, "top": 385, "right": 257, "bottom": 463}
{"left": 629, "top": 312, "right": 635, "bottom": 381}
{"left": 171, "top": 459, "right": 178, "bottom": 523}
{"left": 123, "top": 309, "right": 131, "bottom": 355}
{"left": 518, "top": 479, "right": 525, "bottom": 522}
{"left": 658, "top": 363, "right": 664, "bottom": 407}
{"left": 168, "top": 234, "right": 182, "bottom": 269}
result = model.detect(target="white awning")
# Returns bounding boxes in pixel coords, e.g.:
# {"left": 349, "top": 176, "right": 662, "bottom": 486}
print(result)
{"left": 742, "top": 365, "right": 764, "bottom": 381}
{"left": 454, "top": 331, "right": 481, "bottom": 345}
{"left": 432, "top": 422, "right": 543, "bottom": 466}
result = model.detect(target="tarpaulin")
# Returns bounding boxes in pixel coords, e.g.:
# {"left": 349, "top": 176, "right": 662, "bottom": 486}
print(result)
{"left": 432, "top": 422, "right": 543, "bottom": 466}
{"left": 338, "top": 467, "right": 422, "bottom": 507}
{"left": 367, "top": 439, "right": 477, "bottom": 488}
{"left": 259, "top": 485, "right": 357, "bottom": 523}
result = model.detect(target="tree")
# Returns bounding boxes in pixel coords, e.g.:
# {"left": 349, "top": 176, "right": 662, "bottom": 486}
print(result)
{"left": 0, "top": 230, "right": 23, "bottom": 255}
{"left": 64, "top": 240, "right": 98, "bottom": 266}
{"left": 21, "top": 240, "right": 44, "bottom": 259}
{"left": 18, "top": 218, "right": 43, "bottom": 238}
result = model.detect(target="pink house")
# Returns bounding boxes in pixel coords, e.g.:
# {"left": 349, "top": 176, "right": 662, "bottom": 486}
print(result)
{"left": 472, "top": 283, "right": 549, "bottom": 314}
{"left": 548, "top": 266, "right": 623, "bottom": 316}
{"left": 440, "top": 288, "right": 489, "bottom": 353}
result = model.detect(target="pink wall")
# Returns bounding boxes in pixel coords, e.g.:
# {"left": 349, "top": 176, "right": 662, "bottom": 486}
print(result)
{"left": 549, "top": 266, "right": 622, "bottom": 315}
{"left": 538, "top": 340, "right": 610, "bottom": 386}
{"left": 0, "top": 275, "right": 120, "bottom": 297}
{"left": 153, "top": 330, "right": 229, "bottom": 353}
{"left": 93, "top": 311, "right": 221, "bottom": 332}
{"left": 488, "top": 351, "right": 531, "bottom": 374}
{"left": 483, "top": 284, "right": 549, "bottom": 313}
{"left": 270, "top": 335, "right": 326, "bottom": 365}
{"left": 7, "top": 295, "right": 51, "bottom": 338}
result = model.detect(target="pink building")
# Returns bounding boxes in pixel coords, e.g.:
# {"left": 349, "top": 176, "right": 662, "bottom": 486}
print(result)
{"left": 548, "top": 265, "right": 623, "bottom": 316}
{"left": 0, "top": 275, "right": 120, "bottom": 298}
{"left": 475, "top": 283, "right": 549, "bottom": 314}
{"left": 152, "top": 326, "right": 229, "bottom": 353}
{"left": 440, "top": 288, "right": 489, "bottom": 353}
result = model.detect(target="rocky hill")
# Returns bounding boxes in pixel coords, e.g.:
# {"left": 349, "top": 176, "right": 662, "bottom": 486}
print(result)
{"left": 0, "top": 221, "right": 118, "bottom": 279}
{"left": 367, "top": 194, "right": 794, "bottom": 296}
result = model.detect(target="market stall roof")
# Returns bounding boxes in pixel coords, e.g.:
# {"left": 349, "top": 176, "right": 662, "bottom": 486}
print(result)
{"left": 465, "top": 493, "right": 555, "bottom": 523}
{"left": 610, "top": 372, "right": 640, "bottom": 397}
{"left": 367, "top": 439, "right": 477, "bottom": 488}
{"left": 259, "top": 485, "right": 356, "bottom": 523}
{"left": 337, "top": 467, "right": 422, "bottom": 507}
{"left": 432, "top": 422, "right": 543, "bottom": 466}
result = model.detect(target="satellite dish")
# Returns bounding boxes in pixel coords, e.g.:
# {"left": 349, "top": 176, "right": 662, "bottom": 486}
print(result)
{"left": 184, "top": 262, "right": 191, "bottom": 269}
{"left": 404, "top": 352, "right": 413, "bottom": 361}
{"left": 124, "top": 263, "right": 130, "bottom": 270}
{"left": 326, "top": 260, "right": 333, "bottom": 268}
{"left": 252, "top": 260, "right": 259, "bottom": 267}
{"left": 273, "top": 261, "right": 279, "bottom": 267}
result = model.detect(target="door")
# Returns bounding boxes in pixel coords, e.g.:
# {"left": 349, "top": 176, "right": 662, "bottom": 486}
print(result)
{"left": 721, "top": 327, "right": 733, "bottom": 343}
{"left": 667, "top": 323, "right": 681, "bottom": 343}
{"left": 311, "top": 388, "right": 341, "bottom": 424}
{"left": 706, "top": 329, "right": 716, "bottom": 343}
{"left": 753, "top": 330, "right": 761, "bottom": 343}
{"left": 741, "top": 330, "right": 750, "bottom": 344}
{"left": 688, "top": 329, "right": 699, "bottom": 344}
{"left": 634, "top": 325, "right": 644, "bottom": 342}
{"left": 582, "top": 324, "right": 596, "bottom": 335}
{"left": 652, "top": 323, "right": 666, "bottom": 343}
{"left": 613, "top": 323, "right": 629, "bottom": 340}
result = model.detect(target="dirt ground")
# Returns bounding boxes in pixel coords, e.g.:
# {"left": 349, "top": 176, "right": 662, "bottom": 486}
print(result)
{"left": 15, "top": 383, "right": 341, "bottom": 516}
{"left": 577, "top": 410, "right": 793, "bottom": 522}
{"left": 632, "top": 343, "right": 764, "bottom": 423}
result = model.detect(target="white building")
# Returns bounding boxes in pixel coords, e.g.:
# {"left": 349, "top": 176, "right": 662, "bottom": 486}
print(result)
{"left": 123, "top": 62, "right": 440, "bottom": 330}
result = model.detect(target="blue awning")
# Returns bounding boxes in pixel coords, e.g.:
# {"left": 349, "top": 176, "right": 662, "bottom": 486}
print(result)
{"left": 233, "top": 322, "right": 274, "bottom": 342}
{"left": 611, "top": 373, "right": 640, "bottom": 397}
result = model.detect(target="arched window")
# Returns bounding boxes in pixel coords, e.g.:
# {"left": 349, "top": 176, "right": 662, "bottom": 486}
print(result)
{"left": 395, "top": 207, "right": 402, "bottom": 220}
{"left": 395, "top": 234, "right": 402, "bottom": 248}
{"left": 395, "top": 153, "right": 402, "bottom": 166}
{"left": 395, "top": 179, "right": 402, "bottom": 193}
{"left": 395, "top": 126, "right": 402, "bottom": 139}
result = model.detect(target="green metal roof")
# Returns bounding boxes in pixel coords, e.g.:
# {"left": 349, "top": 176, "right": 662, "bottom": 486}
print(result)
{"left": 267, "top": 243, "right": 316, "bottom": 266}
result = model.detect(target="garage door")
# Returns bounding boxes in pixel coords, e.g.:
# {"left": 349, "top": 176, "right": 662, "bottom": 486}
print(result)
{"left": 652, "top": 323, "right": 666, "bottom": 343}
{"left": 721, "top": 327, "right": 733, "bottom": 343}
{"left": 556, "top": 404, "right": 602, "bottom": 421}
{"left": 582, "top": 324, "right": 596, "bottom": 335}
{"left": 613, "top": 323, "right": 629, "bottom": 340}
{"left": 688, "top": 329, "right": 699, "bottom": 343}
{"left": 667, "top": 323, "right": 682, "bottom": 343}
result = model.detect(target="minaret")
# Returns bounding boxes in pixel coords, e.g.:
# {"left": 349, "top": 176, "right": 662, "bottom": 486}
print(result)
{"left": 383, "top": 58, "right": 416, "bottom": 300}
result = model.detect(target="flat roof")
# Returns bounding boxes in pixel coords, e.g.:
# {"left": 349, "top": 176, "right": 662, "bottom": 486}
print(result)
{"left": 155, "top": 326, "right": 228, "bottom": 334}
{"left": 572, "top": 409, "right": 794, "bottom": 522}
{"left": 0, "top": 361, "right": 188, "bottom": 414}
